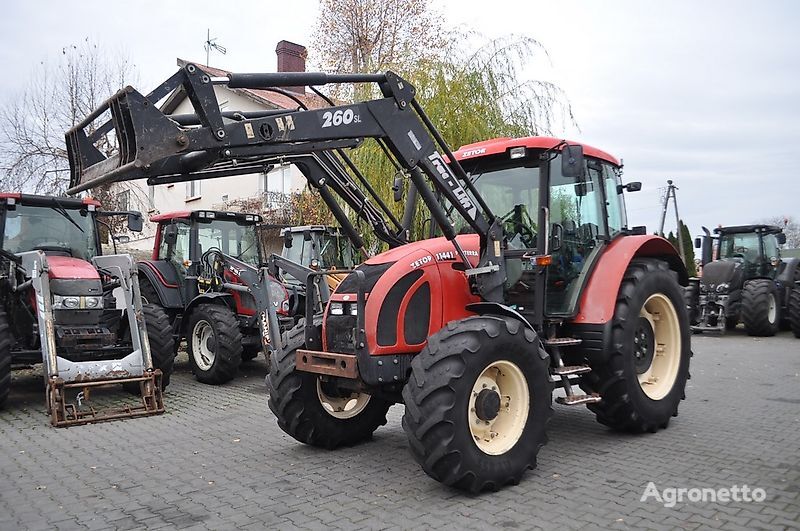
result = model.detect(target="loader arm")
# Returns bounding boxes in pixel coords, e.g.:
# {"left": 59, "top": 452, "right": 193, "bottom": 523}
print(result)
{"left": 65, "top": 65, "right": 507, "bottom": 302}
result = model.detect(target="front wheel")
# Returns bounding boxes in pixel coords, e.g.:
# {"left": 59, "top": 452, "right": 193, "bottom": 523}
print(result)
{"left": 582, "top": 258, "right": 691, "bottom": 433}
{"left": 187, "top": 304, "right": 243, "bottom": 384}
{"left": 741, "top": 279, "right": 780, "bottom": 336}
{"left": 266, "top": 320, "right": 391, "bottom": 449}
{"left": 0, "top": 309, "right": 12, "bottom": 408}
{"left": 402, "top": 316, "right": 553, "bottom": 493}
{"left": 788, "top": 286, "right": 800, "bottom": 339}
{"left": 142, "top": 304, "right": 176, "bottom": 388}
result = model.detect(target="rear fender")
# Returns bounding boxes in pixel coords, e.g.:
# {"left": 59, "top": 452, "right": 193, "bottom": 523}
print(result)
{"left": 572, "top": 235, "right": 688, "bottom": 325}
{"left": 138, "top": 260, "right": 182, "bottom": 308}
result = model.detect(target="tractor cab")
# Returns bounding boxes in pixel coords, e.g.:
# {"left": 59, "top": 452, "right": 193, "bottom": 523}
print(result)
{"left": 449, "top": 137, "right": 640, "bottom": 317}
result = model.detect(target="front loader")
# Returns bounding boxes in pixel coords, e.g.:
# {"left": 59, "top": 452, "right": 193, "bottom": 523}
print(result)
{"left": 65, "top": 64, "right": 691, "bottom": 491}
{"left": 0, "top": 193, "right": 175, "bottom": 426}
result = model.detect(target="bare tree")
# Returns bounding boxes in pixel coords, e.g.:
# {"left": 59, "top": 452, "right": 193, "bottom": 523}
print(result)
{"left": 0, "top": 39, "right": 141, "bottom": 212}
{"left": 759, "top": 215, "right": 800, "bottom": 248}
{"left": 313, "top": 0, "right": 447, "bottom": 75}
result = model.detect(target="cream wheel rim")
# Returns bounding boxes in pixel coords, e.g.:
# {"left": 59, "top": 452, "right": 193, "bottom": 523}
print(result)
{"left": 316, "top": 379, "right": 371, "bottom": 419}
{"left": 191, "top": 320, "right": 215, "bottom": 371}
{"left": 468, "top": 360, "right": 529, "bottom": 456}
{"left": 767, "top": 294, "right": 777, "bottom": 323}
{"left": 636, "top": 293, "right": 681, "bottom": 400}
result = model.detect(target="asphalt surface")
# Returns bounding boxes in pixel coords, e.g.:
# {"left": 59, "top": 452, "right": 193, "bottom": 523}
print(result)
{"left": 1, "top": 329, "right": 798, "bottom": 530}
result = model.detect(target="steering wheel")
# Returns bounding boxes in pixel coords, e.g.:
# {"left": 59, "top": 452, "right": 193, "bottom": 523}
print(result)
{"left": 501, "top": 205, "right": 537, "bottom": 249}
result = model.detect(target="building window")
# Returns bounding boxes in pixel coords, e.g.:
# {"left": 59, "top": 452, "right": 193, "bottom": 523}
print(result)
{"left": 186, "top": 180, "right": 201, "bottom": 199}
{"left": 260, "top": 164, "right": 291, "bottom": 195}
{"left": 118, "top": 189, "right": 130, "bottom": 211}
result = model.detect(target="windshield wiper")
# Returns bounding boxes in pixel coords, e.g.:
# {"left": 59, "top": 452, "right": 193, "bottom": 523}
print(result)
{"left": 50, "top": 201, "right": 85, "bottom": 233}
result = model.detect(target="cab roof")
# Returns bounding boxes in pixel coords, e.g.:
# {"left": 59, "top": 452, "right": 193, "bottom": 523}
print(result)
{"left": 0, "top": 193, "right": 101, "bottom": 208}
{"left": 452, "top": 136, "right": 620, "bottom": 166}
{"left": 714, "top": 224, "right": 783, "bottom": 235}
{"left": 150, "top": 210, "right": 262, "bottom": 223}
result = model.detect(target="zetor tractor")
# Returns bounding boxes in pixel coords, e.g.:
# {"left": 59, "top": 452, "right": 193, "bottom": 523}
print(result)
{"left": 686, "top": 225, "right": 799, "bottom": 336}
{"left": 65, "top": 64, "right": 692, "bottom": 492}
{"left": 0, "top": 193, "right": 175, "bottom": 426}
{"left": 137, "top": 210, "right": 290, "bottom": 384}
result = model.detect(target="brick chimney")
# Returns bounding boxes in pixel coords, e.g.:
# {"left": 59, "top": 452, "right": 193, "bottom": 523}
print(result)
{"left": 276, "top": 40, "right": 307, "bottom": 94}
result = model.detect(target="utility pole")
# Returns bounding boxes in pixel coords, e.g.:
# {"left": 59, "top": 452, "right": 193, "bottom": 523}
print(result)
{"left": 658, "top": 180, "right": 686, "bottom": 264}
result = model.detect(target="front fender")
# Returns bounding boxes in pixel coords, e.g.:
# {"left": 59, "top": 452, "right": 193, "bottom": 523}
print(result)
{"left": 572, "top": 235, "right": 688, "bottom": 325}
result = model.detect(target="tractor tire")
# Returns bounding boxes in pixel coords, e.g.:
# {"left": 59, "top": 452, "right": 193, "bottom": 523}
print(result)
{"left": 581, "top": 258, "right": 691, "bottom": 433}
{"left": 0, "top": 309, "right": 12, "bottom": 409}
{"left": 741, "top": 279, "right": 780, "bottom": 337}
{"left": 187, "top": 304, "right": 243, "bottom": 384}
{"left": 683, "top": 282, "right": 699, "bottom": 325}
{"left": 122, "top": 304, "right": 176, "bottom": 393}
{"left": 788, "top": 287, "right": 800, "bottom": 339}
{"left": 266, "top": 319, "right": 391, "bottom": 449}
{"left": 138, "top": 279, "right": 160, "bottom": 306}
{"left": 402, "top": 316, "right": 553, "bottom": 493}
{"left": 143, "top": 304, "right": 176, "bottom": 388}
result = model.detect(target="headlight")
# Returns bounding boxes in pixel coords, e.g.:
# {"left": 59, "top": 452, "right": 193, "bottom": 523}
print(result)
{"left": 716, "top": 283, "right": 728, "bottom": 293}
{"left": 330, "top": 302, "right": 344, "bottom": 315}
{"left": 52, "top": 295, "right": 102, "bottom": 309}
{"left": 349, "top": 303, "right": 358, "bottom": 316}
{"left": 62, "top": 296, "right": 80, "bottom": 309}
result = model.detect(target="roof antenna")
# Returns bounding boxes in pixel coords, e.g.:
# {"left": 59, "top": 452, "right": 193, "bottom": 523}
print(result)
{"left": 204, "top": 28, "right": 227, "bottom": 67}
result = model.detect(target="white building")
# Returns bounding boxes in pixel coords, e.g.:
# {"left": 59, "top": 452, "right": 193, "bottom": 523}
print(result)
{"left": 120, "top": 41, "right": 327, "bottom": 252}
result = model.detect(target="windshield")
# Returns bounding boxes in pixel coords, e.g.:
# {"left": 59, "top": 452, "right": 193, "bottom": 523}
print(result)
{"left": 196, "top": 219, "right": 261, "bottom": 266}
{"left": 1, "top": 204, "right": 98, "bottom": 259}
{"left": 718, "top": 232, "right": 760, "bottom": 262}
{"left": 284, "top": 230, "right": 355, "bottom": 269}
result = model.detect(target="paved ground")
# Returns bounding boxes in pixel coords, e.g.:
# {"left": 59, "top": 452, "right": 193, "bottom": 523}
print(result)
{"left": 1, "top": 329, "right": 798, "bottom": 530}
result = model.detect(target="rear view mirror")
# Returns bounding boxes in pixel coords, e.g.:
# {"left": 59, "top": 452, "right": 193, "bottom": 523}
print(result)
{"left": 283, "top": 230, "right": 293, "bottom": 248}
{"left": 392, "top": 172, "right": 404, "bottom": 203}
{"left": 777, "top": 233, "right": 786, "bottom": 245}
{"left": 303, "top": 230, "right": 312, "bottom": 241}
{"left": 127, "top": 212, "right": 143, "bottom": 232}
{"left": 163, "top": 224, "right": 178, "bottom": 246}
{"left": 561, "top": 144, "right": 584, "bottom": 179}
{"left": 616, "top": 182, "right": 642, "bottom": 194}
{"left": 694, "top": 237, "right": 701, "bottom": 249}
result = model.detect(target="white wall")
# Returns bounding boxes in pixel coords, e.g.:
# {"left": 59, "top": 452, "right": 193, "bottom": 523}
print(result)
{"left": 115, "top": 86, "right": 307, "bottom": 252}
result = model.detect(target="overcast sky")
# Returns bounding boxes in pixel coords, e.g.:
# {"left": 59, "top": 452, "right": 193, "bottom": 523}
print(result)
{"left": 1, "top": 0, "right": 797, "bottom": 237}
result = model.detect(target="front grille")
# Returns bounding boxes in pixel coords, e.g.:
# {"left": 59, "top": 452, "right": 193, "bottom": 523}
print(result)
{"left": 325, "top": 314, "right": 356, "bottom": 354}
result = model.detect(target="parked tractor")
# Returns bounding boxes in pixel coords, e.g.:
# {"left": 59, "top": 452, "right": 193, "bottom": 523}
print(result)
{"left": 65, "top": 65, "right": 692, "bottom": 491}
{"left": 686, "top": 225, "right": 799, "bottom": 335}
{"left": 0, "top": 193, "right": 175, "bottom": 426}
{"left": 137, "top": 210, "right": 291, "bottom": 384}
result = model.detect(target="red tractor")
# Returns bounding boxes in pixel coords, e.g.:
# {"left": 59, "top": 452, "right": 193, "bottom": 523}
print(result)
{"left": 65, "top": 65, "right": 691, "bottom": 490}
{"left": 0, "top": 193, "right": 175, "bottom": 425}
{"left": 137, "top": 209, "right": 290, "bottom": 384}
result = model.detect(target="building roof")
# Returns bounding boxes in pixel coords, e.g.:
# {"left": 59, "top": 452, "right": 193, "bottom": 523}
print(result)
{"left": 162, "top": 59, "right": 330, "bottom": 114}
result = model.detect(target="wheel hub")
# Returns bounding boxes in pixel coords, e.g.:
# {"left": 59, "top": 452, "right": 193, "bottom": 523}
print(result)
{"left": 474, "top": 389, "right": 501, "bottom": 421}
{"left": 633, "top": 316, "right": 655, "bottom": 375}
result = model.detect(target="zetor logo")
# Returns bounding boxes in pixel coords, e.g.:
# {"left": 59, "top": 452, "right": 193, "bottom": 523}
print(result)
{"left": 461, "top": 147, "right": 486, "bottom": 158}
{"left": 427, "top": 153, "right": 478, "bottom": 221}
{"left": 410, "top": 255, "right": 433, "bottom": 269}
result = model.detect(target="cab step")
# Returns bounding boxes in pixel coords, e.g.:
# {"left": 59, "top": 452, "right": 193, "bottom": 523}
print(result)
{"left": 552, "top": 365, "right": 591, "bottom": 376}
{"left": 556, "top": 393, "right": 602, "bottom": 406}
{"left": 544, "top": 337, "right": 583, "bottom": 347}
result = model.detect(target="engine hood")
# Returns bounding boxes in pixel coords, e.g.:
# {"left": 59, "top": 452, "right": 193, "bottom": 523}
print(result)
{"left": 701, "top": 259, "right": 742, "bottom": 288}
{"left": 46, "top": 256, "right": 100, "bottom": 280}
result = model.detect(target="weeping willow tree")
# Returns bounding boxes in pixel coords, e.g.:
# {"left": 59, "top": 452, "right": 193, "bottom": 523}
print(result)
{"left": 333, "top": 35, "right": 576, "bottom": 250}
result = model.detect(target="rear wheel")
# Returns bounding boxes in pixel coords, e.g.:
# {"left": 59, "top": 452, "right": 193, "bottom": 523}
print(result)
{"left": 741, "top": 279, "right": 780, "bottom": 336}
{"left": 402, "top": 316, "right": 553, "bottom": 493}
{"left": 582, "top": 259, "right": 691, "bottom": 433}
{"left": 142, "top": 304, "right": 176, "bottom": 388}
{"left": 788, "top": 286, "right": 800, "bottom": 339}
{"left": 0, "top": 309, "right": 12, "bottom": 408}
{"left": 139, "top": 279, "right": 160, "bottom": 306}
{"left": 187, "top": 304, "right": 243, "bottom": 384}
{"left": 266, "top": 320, "right": 391, "bottom": 449}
